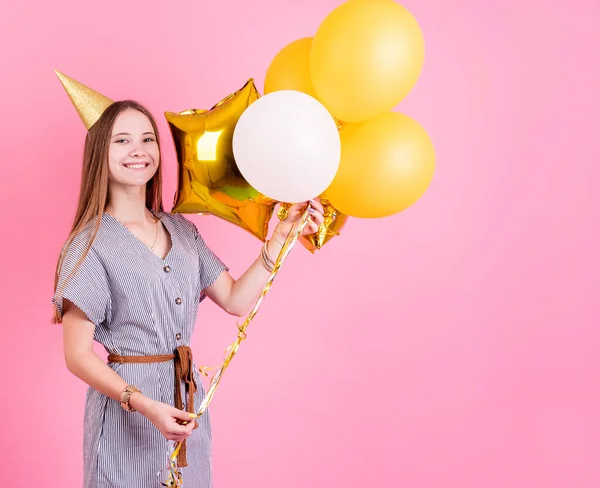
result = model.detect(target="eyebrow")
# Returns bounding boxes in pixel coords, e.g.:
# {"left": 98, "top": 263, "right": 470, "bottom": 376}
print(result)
{"left": 111, "top": 132, "right": 156, "bottom": 137}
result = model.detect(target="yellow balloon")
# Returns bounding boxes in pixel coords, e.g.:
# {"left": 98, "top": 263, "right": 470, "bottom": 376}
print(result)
{"left": 264, "top": 37, "right": 318, "bottom": 99}
{"left": 325, "top": 112, "right": 435, "bottom": 218}
{"left": 310, "top": 0, "right": 425, "bottom": 123}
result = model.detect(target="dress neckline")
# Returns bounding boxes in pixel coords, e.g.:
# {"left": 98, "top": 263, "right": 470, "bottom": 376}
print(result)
{"left": 103, "top": 210, "right": 174, "bottom": 263}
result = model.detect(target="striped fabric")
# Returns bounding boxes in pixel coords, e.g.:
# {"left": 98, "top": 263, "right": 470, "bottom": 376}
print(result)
{"left": 52, "top": 211, "right": 228, "bottom": 488}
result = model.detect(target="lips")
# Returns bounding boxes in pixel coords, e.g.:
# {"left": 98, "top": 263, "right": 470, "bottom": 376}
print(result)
{"left": 123, "top": 162, "right": 151, "bottom": 170}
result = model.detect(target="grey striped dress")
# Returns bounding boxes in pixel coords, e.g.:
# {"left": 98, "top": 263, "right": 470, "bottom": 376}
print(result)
{"left": 52, "top": 211, "right": 228, "bottom": 488}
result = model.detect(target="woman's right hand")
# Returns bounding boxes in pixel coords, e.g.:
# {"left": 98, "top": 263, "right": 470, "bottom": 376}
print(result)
{"left": 131, "top": 394, "right": 196, "bottom": 442}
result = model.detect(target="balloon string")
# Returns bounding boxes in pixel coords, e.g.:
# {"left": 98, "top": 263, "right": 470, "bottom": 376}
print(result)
{"left": 163, "top": 204, "right": 313, "bottom": 488}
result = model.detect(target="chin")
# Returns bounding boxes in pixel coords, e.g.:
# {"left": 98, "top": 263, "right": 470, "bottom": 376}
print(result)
{"left": 128, "top": 177, "right": 154, "bottom": 187}
{"left": 110, "top": 176, "right": 154, "bottom": 188}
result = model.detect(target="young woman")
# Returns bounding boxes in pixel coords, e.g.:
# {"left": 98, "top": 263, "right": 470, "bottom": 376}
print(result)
{"left": 52, "top": 100, "right": 324, "bottom": 488}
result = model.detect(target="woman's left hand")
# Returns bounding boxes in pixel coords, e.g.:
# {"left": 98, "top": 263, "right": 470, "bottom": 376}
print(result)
{"left": 274, "top": 199, "right": 325, "bottom": 240}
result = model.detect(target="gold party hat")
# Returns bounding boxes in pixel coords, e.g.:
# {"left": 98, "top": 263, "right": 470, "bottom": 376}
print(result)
{"left": 54, "top": 70, "right": 114, "bottom": 130}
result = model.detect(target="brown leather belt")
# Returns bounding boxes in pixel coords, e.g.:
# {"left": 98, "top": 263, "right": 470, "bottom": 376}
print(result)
{"left": 108, "top": 345, "right": 197, "bottom": 467}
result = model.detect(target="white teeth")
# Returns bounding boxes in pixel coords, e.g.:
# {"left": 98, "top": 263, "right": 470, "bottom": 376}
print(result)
{"left": 124, "top": 163, "right": 147, "bottom": 169}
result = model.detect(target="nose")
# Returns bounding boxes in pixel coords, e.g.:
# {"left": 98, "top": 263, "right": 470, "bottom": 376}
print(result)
{"left": 128, "top": 143, "right": 148, "bottom": 158}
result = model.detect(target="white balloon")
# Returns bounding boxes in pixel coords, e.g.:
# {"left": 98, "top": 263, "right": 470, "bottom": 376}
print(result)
{"left": 233, "top": 90, "right": 341, "bottom": 203}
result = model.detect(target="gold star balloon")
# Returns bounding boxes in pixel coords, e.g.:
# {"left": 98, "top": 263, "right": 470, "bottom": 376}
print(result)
{"left": 166, "top": 79, "right": 276, "bottom": 241}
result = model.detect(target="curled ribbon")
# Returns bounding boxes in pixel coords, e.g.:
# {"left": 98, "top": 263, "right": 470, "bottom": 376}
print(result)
{"left": 160, "top": 204, "right": 312, "bottom": 487}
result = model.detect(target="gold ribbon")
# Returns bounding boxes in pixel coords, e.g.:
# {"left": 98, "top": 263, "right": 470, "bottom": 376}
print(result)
{"left": 161, "top": 205, "right": 312, "bottom": 487}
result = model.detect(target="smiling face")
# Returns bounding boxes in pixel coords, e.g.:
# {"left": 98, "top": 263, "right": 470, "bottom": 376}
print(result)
{"left": 108, "top": 108, "right": 160, "bottom": 187}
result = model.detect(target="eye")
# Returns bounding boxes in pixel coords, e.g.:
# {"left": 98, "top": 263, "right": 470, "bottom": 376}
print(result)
{"left": 114, "top": 138, "right": 128, "bottom": 143}
{"left": 144, "top": 137, "right": 156, "bottom": 143}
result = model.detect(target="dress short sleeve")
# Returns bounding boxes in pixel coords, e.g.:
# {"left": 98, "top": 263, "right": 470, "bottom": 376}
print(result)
{"left": 191, "top": 223, "right": 229, "bottom": 299}
{"left": 52, "top": 233, "right": 110, "bottom": 326}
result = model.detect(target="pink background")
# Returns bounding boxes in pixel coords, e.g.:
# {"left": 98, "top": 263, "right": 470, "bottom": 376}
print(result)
{"left": 1, "top": 0, "right": 598, "bottom": 486}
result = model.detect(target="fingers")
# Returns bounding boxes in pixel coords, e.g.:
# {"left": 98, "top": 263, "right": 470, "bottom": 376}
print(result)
{"left": 305, "top": 222, "right": 319, "bottom": 234}
{"left": 170, "top": 419, "right": 195, "bottom": 432}
{"left": 291, "top": 200, "right": 324, "bottom": 214}
{"left": 280, "top": 200, "right": 325, "bottom": 235}
{"left": 173, "top": 408, "right": 197, "bottom": 422}
{"left": 309, "top": 209, "right": 325, "bottom": 226}
{"left": 305, "top": 200, "right": 324, "bottom": 234}
{"left": 284, "top": 203, "right": 305, "bottom": 219}
{"left": 304, "top": 216, "right": 320, "bottom": 234}
{"left": 167, "top": 429, "right": 193, "bottom": 442}
{"left": 177, "top": 420, "right": 196, "bottom": 435}
{"left": 163, "top": 408, "right": 197, "bottom": 441}
{"left": 166, "top": 419, "right": 196, "bottom": 442}
{"left": 164, "top": 428, "right": 191, "bottom": 442}
{"left": 286, "top": 199, "right": 324, "bottom": 215}
{"left": 308, "top": 198, "right": 325, "bottom": 214}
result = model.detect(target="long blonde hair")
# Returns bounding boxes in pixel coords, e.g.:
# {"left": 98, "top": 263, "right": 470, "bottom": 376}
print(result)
{"left": 52, "top": 100, "right": 164, "bottom": 323}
